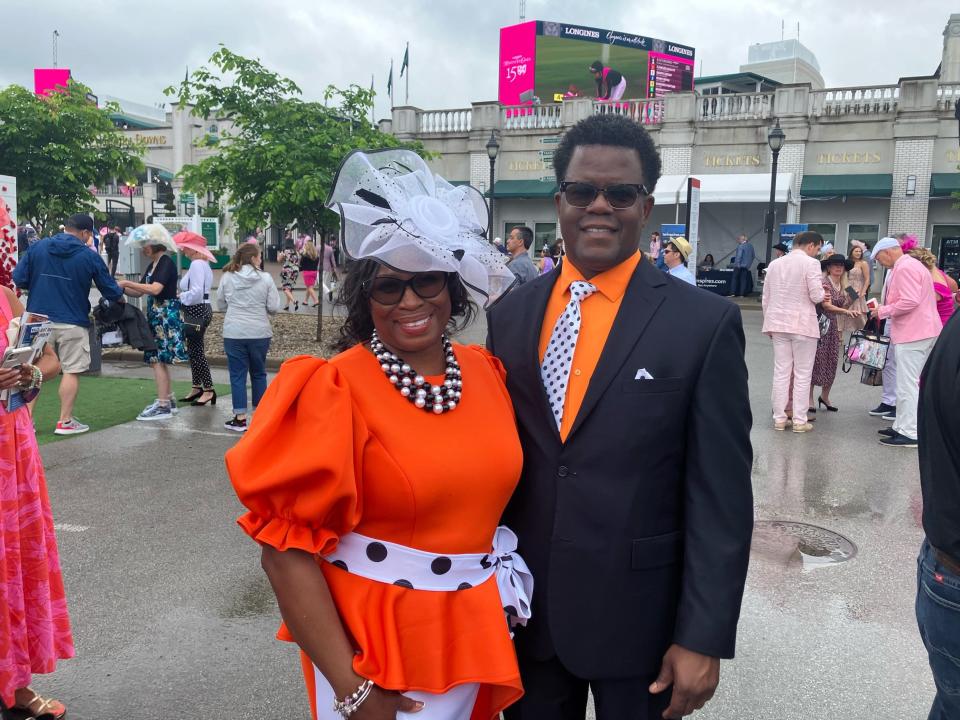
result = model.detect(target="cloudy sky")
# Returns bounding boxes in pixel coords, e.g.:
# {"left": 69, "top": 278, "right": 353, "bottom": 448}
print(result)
{"left": 0, "top": 0, "right": 952, "bottom": 120}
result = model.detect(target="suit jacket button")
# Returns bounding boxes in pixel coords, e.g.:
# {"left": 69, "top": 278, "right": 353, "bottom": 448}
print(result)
{"left": 558, "top": 466, "right": 569, "bottom": 478}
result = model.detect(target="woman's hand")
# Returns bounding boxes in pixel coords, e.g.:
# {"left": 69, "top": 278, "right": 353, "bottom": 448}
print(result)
{"left": 353, "top": 686, "right": 423, "bottom": 718}
{"left": 0, "top": 366, "right": 26, "bottom": 391}
{"left": 847, "top": 309, "right": 861, "bottom": 318}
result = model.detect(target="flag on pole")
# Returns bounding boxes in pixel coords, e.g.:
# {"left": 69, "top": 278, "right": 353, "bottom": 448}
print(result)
{"left": 400, "top": 44, "right": 409, "bottom": 77}
{"left": 387, "top": 59, "right": 394, "bottom": 102}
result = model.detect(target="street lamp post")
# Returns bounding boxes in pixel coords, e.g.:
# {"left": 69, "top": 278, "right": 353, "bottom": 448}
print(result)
{"left": 764, "top": 119, "right": 786, "bottom": 265}
{"left": 124, "top": 180, "right": 138, "bottom": 229}
{"left": 486, "top": 131, "right": 500, "bottom": 242}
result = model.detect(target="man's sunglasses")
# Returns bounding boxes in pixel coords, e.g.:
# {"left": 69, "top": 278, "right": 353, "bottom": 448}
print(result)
{"left": 559, "top": 181, "right": 650, "bottom": 209}
{"left": 364, "top": 272, "right": 448, "bottom": 305}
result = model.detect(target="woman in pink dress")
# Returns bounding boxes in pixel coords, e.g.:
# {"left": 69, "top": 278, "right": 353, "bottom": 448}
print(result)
{"left": 909, "top": 247, "right": 957, "bottom": 326}
{"left": 0, "top": 284, "right": 73, "bottom": 719}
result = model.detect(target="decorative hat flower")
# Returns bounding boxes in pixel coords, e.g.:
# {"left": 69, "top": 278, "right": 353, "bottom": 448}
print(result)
{"left": 327, "top": 149, "right": 516, "bottom": 308}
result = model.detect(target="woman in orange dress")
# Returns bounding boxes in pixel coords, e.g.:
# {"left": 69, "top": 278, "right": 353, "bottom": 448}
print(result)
{"left": 227, "top": 149, "right": 524, "bottom": 720}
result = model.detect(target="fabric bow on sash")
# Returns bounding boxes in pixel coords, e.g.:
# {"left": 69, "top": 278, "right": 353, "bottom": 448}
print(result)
{"left": 491, "top": 526, "right": 534, "bottom": 627}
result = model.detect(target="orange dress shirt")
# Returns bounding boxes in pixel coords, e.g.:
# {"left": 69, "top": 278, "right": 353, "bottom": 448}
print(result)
{"left": 539, "top": 251, "right": 642, "bottom": 441}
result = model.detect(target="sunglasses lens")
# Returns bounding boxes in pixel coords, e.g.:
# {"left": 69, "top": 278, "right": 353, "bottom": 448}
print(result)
{"left": 563, "top": 183, "right": 597, "bottom": 208}
{"left": 605, "top": 184, "right": 640, "bottom": 208}
{"left": 369, "top": 278, "right": 405, "bottom": 304}
{"left": 411, "top": 273, "right": 447, "bottom": 299}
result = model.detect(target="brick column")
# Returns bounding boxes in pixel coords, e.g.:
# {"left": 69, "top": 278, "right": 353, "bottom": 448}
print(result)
{"left": 659, "top": 146, "right": 691, "bottom": 177}
{"left": 773, "top": 143, "right": 805, "bottom": 223}
{"left": 888, "top": 138, "right": 934, "bottom": 242}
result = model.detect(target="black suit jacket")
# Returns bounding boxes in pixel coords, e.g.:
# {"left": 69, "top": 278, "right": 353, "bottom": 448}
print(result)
{"left": 486, "top": 257, "right": 753, "bottom": 679}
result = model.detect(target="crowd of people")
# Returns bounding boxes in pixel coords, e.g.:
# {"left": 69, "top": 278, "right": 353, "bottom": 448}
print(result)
{"left": 0, "top": 110, "right": 957, "bottom": 720}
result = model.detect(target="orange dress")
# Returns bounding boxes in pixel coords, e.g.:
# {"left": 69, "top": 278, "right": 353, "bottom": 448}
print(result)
{"left": 226, "top": 343, "right": 524, "bottom": 720}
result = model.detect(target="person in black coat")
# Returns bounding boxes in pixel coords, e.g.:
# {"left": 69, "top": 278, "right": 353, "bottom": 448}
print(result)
{"left": 487, "top": 114, "right": 754, "bottom": 720}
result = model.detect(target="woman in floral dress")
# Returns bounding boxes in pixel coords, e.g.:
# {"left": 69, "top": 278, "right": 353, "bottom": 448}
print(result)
{"left": 0, "top": 284, "right": 73, "bottom": 719}
{"left": 279, "top": 244, "right": 301, "bottom": 311}
{"left": 810, "top": 254, "right": 862, "bottom": 412}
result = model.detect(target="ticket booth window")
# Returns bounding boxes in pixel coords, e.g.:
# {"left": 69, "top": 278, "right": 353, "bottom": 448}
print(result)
{"left": 933, "top": 225, "right": 960, "bottom": 280}
{"left": 807, "top": 223, "right": 837, "bottom": 247}
{"left": 535, "top": 223, "right": 557, "bottom": 254}
{"left": 847, "top": 224, "right": 880, "bottom": 251}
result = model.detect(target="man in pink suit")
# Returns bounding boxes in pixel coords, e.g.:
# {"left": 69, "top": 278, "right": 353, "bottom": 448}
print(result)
{"left": 871, "top": 237, "right": 942, "bottom": 448}
{"left": 761, "top": 231, "right": 826, "bottom": 432}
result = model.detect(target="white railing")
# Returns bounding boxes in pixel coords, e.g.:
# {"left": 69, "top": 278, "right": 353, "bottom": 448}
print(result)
{"left": 809, "top": 85, "right": 899, "bottom": 117}
{"left": 936, "top": 83, "right": 960, "bottom": 113}
{"left": 699, "top": 92, "right": 774, "bottom": 121}
{"left": 501, "top": 103, "right": 563, "bottom": 131}
{"left": 593, "top": 99, "right": 664, "bottom": 125}
{"left": 419, "top": 109, "right": 472, "bottom": 134}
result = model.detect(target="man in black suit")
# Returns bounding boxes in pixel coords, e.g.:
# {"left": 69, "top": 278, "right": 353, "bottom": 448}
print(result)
{"left": 487, "top": 114, "right": 753, "bottom": 720}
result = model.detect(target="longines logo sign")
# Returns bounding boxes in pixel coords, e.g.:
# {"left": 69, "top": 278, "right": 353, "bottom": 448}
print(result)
{"left": 539, "top": 21, "right": 692, "bottom": 58}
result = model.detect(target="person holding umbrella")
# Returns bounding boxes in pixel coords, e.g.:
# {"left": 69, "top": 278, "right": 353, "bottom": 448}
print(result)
{"left": 118, "top": 224, "right": 189, "bottom": 421}
{"left": 174, "top": 231, "right": 216, "bottom": 407}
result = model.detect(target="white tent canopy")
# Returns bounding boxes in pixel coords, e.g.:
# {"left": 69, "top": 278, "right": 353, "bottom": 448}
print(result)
{"left": 651, "top": 173, "right": 794, "bottom": 205}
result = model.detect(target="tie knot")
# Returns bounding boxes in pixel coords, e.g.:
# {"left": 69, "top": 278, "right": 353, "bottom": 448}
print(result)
{"left": 569, "top": 281, "right": 597, "bottom": 302}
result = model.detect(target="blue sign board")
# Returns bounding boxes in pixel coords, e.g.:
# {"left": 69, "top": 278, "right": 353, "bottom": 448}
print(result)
{"left": 779, "top": 223, "right": 808, "bottom": 251}
{"left": 661, "top": 224, "right": 686, "bottom": 242}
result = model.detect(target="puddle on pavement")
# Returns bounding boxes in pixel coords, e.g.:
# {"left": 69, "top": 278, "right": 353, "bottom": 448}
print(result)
{"left": 752, "top": 520, "right": 857, "bottom": 569}
{"left": 220, "top": 574, "right": 276, "bottom": 618}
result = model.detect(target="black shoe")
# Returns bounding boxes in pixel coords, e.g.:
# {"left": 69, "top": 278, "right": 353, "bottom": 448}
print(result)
{"left": 818, "top": 396, "right": 838, "bottom": 412}
{"left": 878, "top": 427, "right": 897, "bottom": 437}
{"left": 882, "top": 409, "right": 897, "bottom": 421}
{"left": 808, "top": 406, "right": 817, "bottom": 414}
{"left": 191, "top": 389, "right": 217, "bottom": 406}
{"left": 224, "top": 415, "right": 247, "bottom": 432}
{"left": 879, "top": 432, "right": 917, "bottom": 448}
{"left": 869, "top": 403, "right": 895, "bottom": 417}
{"left": 179, "top": 388, "right": 203, "bottom": 403}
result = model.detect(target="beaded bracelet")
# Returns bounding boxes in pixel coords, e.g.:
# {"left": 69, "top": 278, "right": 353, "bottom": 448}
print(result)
{"left": 333, "top": 678, "right": 374, "bottom": 718}
{"left": 17, "top": 364, "right": 42, "bottom": 391}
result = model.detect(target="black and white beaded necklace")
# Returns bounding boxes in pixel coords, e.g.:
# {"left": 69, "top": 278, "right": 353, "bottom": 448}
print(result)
{"left": 370, "top": 330, "right": 463, "bottom": 414}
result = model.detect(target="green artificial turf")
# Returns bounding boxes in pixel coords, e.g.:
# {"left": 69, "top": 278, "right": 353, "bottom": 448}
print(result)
{"left": 31, "top": 375, "right": 230, "bottom": 445}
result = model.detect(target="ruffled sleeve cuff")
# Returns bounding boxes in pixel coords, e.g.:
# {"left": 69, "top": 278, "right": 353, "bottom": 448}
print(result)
{"left": 237, "top": 511, "right": 340, "bottom": 556}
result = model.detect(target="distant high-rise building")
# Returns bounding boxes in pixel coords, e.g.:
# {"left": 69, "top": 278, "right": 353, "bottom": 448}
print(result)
{"left": 740, "top": 39, "right": 824, "bottom": 89}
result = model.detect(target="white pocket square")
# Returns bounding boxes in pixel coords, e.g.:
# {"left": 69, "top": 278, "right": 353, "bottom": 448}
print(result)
{"left": 634, "top": 368, "right": 654, "bottom": 380}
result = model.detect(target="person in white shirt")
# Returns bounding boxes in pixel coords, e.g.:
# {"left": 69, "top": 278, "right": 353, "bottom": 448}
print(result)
{"left": 174, "top": 231, "right": 216, "bottom": 406}
{"left": 662, "top": 236, "right": 696, "bottom": 285}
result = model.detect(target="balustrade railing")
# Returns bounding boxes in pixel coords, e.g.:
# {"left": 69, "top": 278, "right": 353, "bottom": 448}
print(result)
{"left": 91, "top": 185, "right": 143, "bottom": 197}
{"left": 593, "top": 99, "right": 664, "bottom": 125}
{"left": 418, "top": 109, "right": 472, "bottom": 134}
{"left": 699, "top": 92, "right": 774, "bottom": 121}
{"left": 936, "top": 83, "right": 960, "bottom": 114}
{"left": 501, "top": 103, "right": 563, "bottom": 130}
{"left": 809, "top": 85, "right": 899, "bottom": 117}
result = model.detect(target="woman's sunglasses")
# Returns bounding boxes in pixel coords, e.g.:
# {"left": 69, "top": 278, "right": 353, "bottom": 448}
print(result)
{"left": 559, "top": 181, "right": 650, "bottom": 209}
{"left": 364, "top": 272, "right": 448, "bottom": 305}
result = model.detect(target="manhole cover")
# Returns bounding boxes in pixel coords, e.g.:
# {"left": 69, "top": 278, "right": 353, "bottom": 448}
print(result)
{"left": 753, "top": 520, "right": 857, "bottom": 566}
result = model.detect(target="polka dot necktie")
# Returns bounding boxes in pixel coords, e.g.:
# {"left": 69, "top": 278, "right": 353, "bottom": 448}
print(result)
{"left": 541, "top": 280, "right": 597, "bottom": 430}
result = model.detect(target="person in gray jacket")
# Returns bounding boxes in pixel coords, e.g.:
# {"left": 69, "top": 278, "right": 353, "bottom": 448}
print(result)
{"left": 215, "top": 243, "right": 281, "bottom": 432}
{"left": 506, "top": 226, "right": 539, "bottom": 285}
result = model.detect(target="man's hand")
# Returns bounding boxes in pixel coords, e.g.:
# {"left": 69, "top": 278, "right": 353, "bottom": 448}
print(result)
{"left": 649, "top": 644, "right": 720, "bottom": 718}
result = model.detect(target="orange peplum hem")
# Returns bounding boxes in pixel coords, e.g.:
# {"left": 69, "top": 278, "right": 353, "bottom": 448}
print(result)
{"left": 275, "top": 562, "right": 522, "bottom": 720}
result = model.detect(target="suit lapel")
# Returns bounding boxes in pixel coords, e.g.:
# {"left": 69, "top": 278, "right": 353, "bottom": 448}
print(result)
{"left": 566, "top": 259, "right": 666, "bottom": 441}
{"left": 512, "top": 271, "right": 562, "bottom": 444}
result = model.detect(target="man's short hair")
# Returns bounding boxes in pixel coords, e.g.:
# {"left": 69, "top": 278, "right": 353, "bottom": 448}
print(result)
{"left": 64, "top": 214, "right": 94, "bottom": 232}
{"left": 793, "top": 231, "right": 824, "bottom": 248}
{"left": 553, "top": 114, "right": 662, "bottom": 192}
{"left": 514, "top": 226, "right": 534, "bottom": 250}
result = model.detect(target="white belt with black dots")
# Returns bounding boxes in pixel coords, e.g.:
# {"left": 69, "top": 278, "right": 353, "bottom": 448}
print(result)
{"left": 322, "top": 526, "right": 534, "bottom": 626}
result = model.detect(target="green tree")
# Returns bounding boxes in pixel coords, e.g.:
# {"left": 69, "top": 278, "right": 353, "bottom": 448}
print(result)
{"left": 0, "top": 80, "right": 144, "bottom": 234}
{"left": 166, "top": 47, "right": 426, "bottom": 239}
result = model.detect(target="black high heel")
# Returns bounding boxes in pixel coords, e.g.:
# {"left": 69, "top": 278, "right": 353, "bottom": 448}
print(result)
{"left": 192, "top": 389, "right": 217, "bottom": 406}
{"left": 179, "top": 388, "right": 203, "bottom": 403}
{"left": 818, "top": 396, "right": 838, "bottom": 412}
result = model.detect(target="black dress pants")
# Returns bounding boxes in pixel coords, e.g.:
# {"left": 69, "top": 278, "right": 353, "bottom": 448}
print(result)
{"left": 504, "top": 654, "right": 670, "bottom": 720}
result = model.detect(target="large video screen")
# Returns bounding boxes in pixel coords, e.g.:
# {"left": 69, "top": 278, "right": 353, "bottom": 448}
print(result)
{"left": 499, "top": 21, "right": 694, "bottom": 106}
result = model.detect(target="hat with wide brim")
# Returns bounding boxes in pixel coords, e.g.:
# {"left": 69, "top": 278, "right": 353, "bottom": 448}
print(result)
{"left": 125, "top": 223, "right": 176, "bottom": 252}
{"left": 172, "top": 230, "right": 216, "bottom": 262}
{"left": 326, "top": 148, "right": 517, "bottom": 309}
{"left": 821, "top": 253, "right": 854, "bottom": 272}
{"left": 668, "top": 236, "right": 692, "bottom": 261}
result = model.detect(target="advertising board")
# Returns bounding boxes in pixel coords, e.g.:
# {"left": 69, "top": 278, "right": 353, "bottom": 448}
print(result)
{"left": 499, "top": 21, "right": 694, "bottom": 106}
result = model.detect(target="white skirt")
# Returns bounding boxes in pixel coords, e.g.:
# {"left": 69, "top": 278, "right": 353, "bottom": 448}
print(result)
{"left": 312, "top": 665, "right": 479, "bottom": 720}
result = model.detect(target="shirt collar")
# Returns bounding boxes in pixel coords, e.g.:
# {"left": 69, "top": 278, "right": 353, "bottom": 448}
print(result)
{"left": 558, "top": 250, "right": 641, "bottom": 302}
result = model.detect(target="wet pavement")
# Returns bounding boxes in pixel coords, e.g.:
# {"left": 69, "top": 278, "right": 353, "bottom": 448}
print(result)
{"left": 37, "top": 306, "right": 933, "bottom": 719}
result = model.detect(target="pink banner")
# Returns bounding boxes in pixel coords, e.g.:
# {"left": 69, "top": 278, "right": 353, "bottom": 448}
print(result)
{"left": 498, "top": 22, "right": 537, "bottom": 106}
{"left": 34, "top": 68, "right": 70, "bottom": 96}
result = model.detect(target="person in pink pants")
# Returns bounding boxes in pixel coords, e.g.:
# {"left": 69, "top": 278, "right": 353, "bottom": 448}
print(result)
{"left": 761, "top": 231, "right": 826, "bottom": 432}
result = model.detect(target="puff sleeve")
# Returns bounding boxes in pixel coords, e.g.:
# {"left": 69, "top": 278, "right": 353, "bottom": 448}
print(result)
{"left": 226, "top": 355, "right": 368, "bottom": 555}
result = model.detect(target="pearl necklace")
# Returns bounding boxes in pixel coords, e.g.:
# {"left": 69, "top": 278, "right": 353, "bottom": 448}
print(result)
{"left": 370, "top": 330, "right": 463, "bottom": 414}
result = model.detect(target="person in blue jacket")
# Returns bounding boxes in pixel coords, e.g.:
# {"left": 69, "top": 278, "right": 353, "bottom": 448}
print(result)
{"left": 729, "top": 233, "right": 756, "bottom": 297}
{"left": 13, "top": 214, "right": 124, "bottom": 436}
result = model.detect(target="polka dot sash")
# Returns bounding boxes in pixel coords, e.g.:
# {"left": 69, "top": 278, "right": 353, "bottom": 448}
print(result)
{"left": 541, "top": 280, "right": 597, "bottom": 429}
{"left": 322, "top": 527, "right": 535, "bottom": 626}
